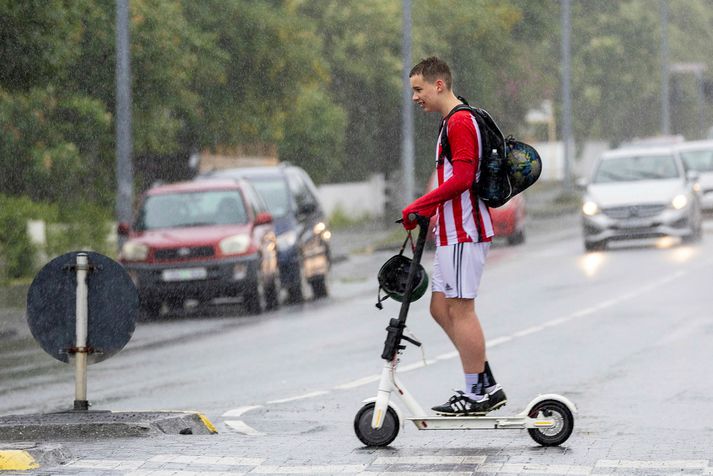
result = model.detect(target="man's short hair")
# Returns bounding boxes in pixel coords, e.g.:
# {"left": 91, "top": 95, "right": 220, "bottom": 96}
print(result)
{"left": 409, "top": 56, "right": 452, "bottom": 90}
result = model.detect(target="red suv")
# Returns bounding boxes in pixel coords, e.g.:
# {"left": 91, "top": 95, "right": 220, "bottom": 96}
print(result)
{"left": 118, "top": 179, "right": 280, "bottom": 318}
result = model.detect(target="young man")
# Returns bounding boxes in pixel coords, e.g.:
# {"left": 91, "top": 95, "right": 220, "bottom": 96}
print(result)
{"left": 401, "top": 56, "right": 506, "bottom": 415}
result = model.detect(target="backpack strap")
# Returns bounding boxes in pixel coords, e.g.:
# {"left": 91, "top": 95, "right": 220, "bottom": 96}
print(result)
{"left": 438, "top": 97, "right": 484, "bottom": 242}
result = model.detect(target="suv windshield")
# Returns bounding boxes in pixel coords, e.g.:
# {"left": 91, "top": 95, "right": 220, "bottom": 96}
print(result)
{"left": 593, "top": 154, "right": 680, "bottom": 183}
{"left": 136, "top": 190, "right": 248, "bottom": 230}
{"left": 680, "top": 149, "right": 713, "bottom": 172}
{"left": 247, "top": 178, "right": 291, "bottom": 218}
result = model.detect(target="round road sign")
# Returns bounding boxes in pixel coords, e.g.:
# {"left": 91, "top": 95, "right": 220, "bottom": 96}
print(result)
{"left": 26, "top": 251, "right": 138, "bottom": 364}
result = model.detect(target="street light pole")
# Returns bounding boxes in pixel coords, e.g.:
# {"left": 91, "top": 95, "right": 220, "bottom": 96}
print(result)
{"left": 561, "top": 0, "right": 573, "bottom": 191}
{"left": 401, "top": 0, "right": 415, "bottom": 208}
{"left": 116, "top": 0, "right": 133, "bottom": 249}
{"left": 660, "top": 0, "right": 671, "bottom": 136}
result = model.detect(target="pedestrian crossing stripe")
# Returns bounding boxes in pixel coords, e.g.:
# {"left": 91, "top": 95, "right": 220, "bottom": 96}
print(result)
{"left": 62, "top": 455, "right": 713, "bottom": 475}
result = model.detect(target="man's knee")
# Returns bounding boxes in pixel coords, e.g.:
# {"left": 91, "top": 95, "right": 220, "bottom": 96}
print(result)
{"left": 446, "top": 297, "right": 475, "bottom": 320}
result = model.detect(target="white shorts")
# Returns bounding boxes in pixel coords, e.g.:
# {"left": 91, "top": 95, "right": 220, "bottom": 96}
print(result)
{"left": 431, "top": 242, "right": 490, "bottom": 299}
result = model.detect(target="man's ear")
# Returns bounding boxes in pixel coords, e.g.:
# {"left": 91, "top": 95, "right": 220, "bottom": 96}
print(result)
{"left": 435, "top": 78, "right": 446, "bottom": 93}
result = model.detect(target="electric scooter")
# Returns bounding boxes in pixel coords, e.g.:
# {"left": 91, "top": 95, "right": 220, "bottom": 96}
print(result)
{"left": 354, "top": 214, "right": 576, "bottom": 447}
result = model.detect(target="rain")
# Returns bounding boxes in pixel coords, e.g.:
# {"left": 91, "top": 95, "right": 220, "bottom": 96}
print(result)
{"left": 1, "top": 1, "right": 713, "bottom": 474}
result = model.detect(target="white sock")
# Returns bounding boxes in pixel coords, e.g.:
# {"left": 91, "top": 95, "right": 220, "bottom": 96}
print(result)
{"left": 464, "top": 373, "right": 483, "bottom": 398}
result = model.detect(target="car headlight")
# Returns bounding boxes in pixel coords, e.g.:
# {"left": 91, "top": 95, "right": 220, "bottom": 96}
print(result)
{"left": 313, "top": 222, "right": 331, "bottom": 241}
{"left": 671, "top": 194, "right": 688, "bottom": 210}
{"left": 120, "top": 241, "right": 149, "bottom": 261}
{"left": 582, "top": 200, "right": 600, "bottom": 216}
{"left": 219, "top": 234, "right": 251, "bottom": 255}
{"left": 277, "top": 230, "right": 298, "bottom": 250}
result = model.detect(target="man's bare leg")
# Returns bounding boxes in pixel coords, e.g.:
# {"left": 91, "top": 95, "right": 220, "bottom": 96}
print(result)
{"left": 430, "top": 291, "right": 486, "bottom": 374}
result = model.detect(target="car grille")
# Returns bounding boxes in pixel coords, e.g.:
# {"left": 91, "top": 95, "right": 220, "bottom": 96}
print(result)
{"left": 154, "top": 246, "right": 215, "bottom": 261}
{"left": 602, "top": 204, "right": 665, "bottom": 219}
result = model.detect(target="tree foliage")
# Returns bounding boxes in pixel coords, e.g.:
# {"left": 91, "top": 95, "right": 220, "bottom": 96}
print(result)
{"left": 2, "top": 0, "right": 713, "bottom": 210}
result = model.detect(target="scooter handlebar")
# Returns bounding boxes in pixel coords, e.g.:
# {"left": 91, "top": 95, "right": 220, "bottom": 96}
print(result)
{"left": 397, "top": 213, "right": 430, "bottom": 229}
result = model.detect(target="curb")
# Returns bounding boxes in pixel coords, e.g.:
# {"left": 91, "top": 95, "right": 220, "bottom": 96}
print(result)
{"left": 0, "top": 410, "right": 217, "bottom": 442}
{"left": 0, "top": 443, "right": 71, "bottom": 471}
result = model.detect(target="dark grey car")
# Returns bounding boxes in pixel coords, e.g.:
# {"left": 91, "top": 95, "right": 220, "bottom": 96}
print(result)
{"left": 200, "top": 164, "right": 331, "bottom": 302}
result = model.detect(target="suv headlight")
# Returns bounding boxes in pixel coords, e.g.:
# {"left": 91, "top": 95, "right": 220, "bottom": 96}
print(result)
{"left": 219, "top": 234, "right": 251, "bottom": 255}
{"left": 121, "top": 241, "right": 149, "bottom": 261}
{"left": 671, "top": 194, "right": 688, "bottom": 210}
{"left": 277, "top": 230, "right": 298, "bottom": 250}
{"left": 582, "top": 200, "right": 600, "bottom": 216}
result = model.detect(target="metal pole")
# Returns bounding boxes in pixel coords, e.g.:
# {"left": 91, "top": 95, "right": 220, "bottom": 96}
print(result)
{"left": 116, "top": 0, "right": 133, "bottom": 249}
{"left": 401, "top": 0, "right": 415, "bottom": 207}
{"left": 660, "top": 0, "right": 671, "bottom": 135}
{"left": 74, "top": 253, "right": 89, "bottom": 410}
{"left": 561, "top": 0, "right": 573, "bottom": 191}
{"left": 696, "top": 70, "right": 705, "bottom": 139}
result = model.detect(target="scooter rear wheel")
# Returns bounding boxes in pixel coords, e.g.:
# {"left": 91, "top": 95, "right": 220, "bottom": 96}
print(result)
{"left": 354, "top": 402, "right": 399, "bottom": 447}
{"left": 527, "top": 399, "right": 574, "bottom": 446}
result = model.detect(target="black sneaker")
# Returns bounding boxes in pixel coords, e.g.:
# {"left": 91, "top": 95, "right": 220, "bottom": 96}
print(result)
{"left": 486, "top": 384, "right": 507, "bottom": 411}
{"left": 431, "top": 391, "right": 491, "bottom": 416}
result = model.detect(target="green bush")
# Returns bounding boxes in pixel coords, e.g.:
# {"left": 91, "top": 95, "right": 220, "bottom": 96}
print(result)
{"left": 0, "top": 195, "right": 45, "bottom": 280}
{"left": 45, "top": 202, "right": 114, "bottom": 258}
{"left": 0, "top": 194, "right": 114, "bottom": 281}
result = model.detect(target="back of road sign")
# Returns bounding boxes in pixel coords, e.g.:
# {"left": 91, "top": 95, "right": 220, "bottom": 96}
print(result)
{"left": 26, "top": 251, "right": 138, "bottom": 364}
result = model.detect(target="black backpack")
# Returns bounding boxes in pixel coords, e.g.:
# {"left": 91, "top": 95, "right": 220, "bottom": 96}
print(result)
{"left": 439, "top": 96, "right": 542, "bottom": 208}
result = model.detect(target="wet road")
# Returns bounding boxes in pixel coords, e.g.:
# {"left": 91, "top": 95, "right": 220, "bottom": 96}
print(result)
{"left": 2, "top": 215, "right": 713, "bottom": 474}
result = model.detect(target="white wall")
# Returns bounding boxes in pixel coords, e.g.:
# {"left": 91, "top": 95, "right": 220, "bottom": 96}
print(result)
{"left": 531, "top": 141, "right": 610, "bottom": 181}
{"left": 317, "top": 174, "right": 385, "bottom": 219}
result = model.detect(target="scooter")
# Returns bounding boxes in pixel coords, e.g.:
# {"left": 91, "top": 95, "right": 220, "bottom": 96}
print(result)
{"left": 354, "top": 214, "right": 576, "bottom": 447}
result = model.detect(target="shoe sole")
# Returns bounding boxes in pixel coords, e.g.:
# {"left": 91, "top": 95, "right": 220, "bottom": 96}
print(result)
{"left": 434, "top": 400, "right": 507, "bottom": 417}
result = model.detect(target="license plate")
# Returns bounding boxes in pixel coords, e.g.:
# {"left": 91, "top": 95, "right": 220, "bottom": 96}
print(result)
{"left": 162, "top": 267, "right": 207, "bottom": 282}
{"left": 618, "top": 219, "right": 652, "bottom": 229}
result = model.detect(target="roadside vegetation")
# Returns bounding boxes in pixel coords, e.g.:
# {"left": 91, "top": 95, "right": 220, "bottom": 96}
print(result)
{"left": 2, "top": 0, "right": 713, "bottom": 277}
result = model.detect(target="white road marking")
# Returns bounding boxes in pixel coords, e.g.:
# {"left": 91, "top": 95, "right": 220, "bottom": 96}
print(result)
{"left": 595, "top": 459, "right": 709, "bottom": 469}
{"left": 222, "top": 405, "right": 262, "bottom": 417}
{"left": 373, "top": 455, "right": 487, "bottom": 465}
{"left": 332, "top": 272, "right": 687, "bottom": 392}
{"left": 126, "top": 471, "right": 247, "bottom": 476}
{"left": 335, "top": 375, "right": 381, "bottom": 390}
{"left": 224, "top": 420, "right": 264, "bottom": 436}
{"left": 474, "top": 463, "right": 592, "bottom": 474}
{"left": 358, "top": 473, "right": 472, "bottom": 476}
{"left": 148, "top": 454, "right": 264, "bottom": 466}
{"left": 66, "top": 459, "right": 145, "bottom": 470}
{"left": 64, "top": 456, "right": 713, "bottom": 476}
{"left": 267, "top": 390, "right": 330, "bottom": 404}
{"left": 251, "top": 464, "right": 367, "bottom": 473}
{"left": 226, "top": 271, "right": 692, "bottom": 425}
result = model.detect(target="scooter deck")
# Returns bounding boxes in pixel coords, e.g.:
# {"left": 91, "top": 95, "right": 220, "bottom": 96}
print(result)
{"left": 406, "top": 414, "right": 556, "bottom": 431}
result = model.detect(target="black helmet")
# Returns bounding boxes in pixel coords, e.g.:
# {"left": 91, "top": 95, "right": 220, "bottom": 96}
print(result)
{"left": 377, "top": 254, "right": 429, "bottom": 305}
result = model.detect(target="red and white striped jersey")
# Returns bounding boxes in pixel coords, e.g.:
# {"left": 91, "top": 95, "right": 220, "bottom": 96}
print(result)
{"left": 434, "top": 110, "right": 494, "bottom": 246}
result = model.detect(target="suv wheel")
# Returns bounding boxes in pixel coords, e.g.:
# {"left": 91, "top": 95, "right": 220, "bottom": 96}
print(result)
{"left": 140, "top": 299, "right": 162, "bottom": 321}
{"left": 265, "top": 273, "right": 281, "bottom": 310}
{"left": 310, "top": 276, "right": 328, "bottom": 299}
{"left": 245, "top": 276, "right": 266, "bottom": 315}
{"left": 584, "top": 240, "right": 606, "bottom": 252}
{"left": 286, "top": 258, "right": 308, "bottom": 304}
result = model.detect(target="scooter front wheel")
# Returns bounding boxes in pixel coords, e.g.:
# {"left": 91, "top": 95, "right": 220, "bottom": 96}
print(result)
{"left": 354, "top": 402, "right": 400, "bottom": 447}
{"left": 527, "top": 399, "right": 574, "bottom": 446}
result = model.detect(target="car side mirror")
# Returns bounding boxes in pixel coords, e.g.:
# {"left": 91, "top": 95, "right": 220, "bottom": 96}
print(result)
{"left": 686, "top": 170, "right": 700, "bottom": 183}
{"left": 575, "top": 177, "right": 588, "bottom": 190}
{"left": 117, "top": 222, "right": 130, "bottom": 237}
{"left": 254, "top": 211, "right": 273, "bottom": 225}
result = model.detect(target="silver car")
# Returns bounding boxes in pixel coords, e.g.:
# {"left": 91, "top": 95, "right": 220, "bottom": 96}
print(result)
{"left": 580, "top": 146, "right": 703, "bottom": 251}
{"left": 676, "top": 140, "right": 713, "bottom": 211}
